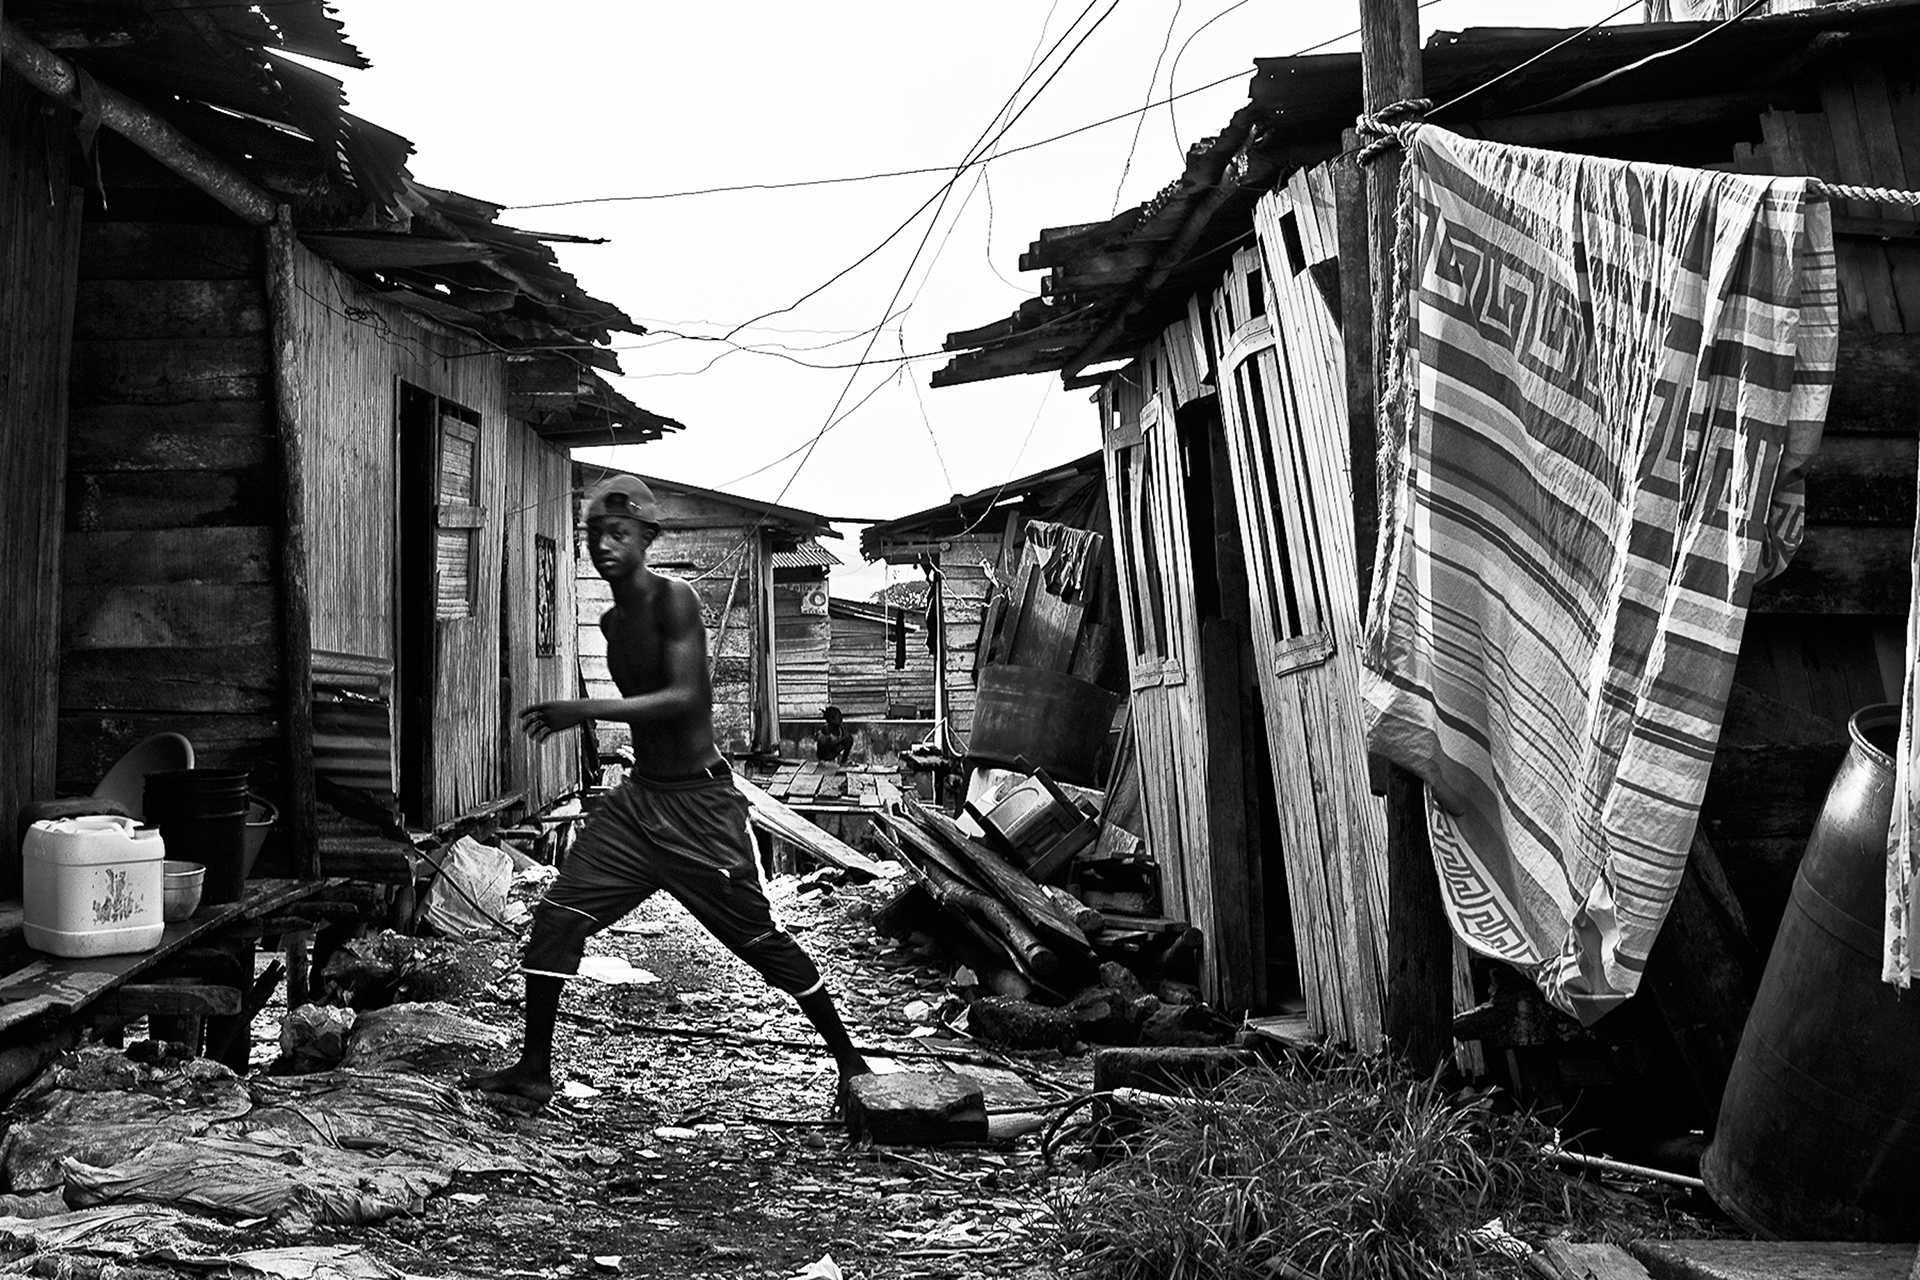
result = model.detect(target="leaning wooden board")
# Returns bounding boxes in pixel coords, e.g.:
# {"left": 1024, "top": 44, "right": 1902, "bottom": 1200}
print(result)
{"left": 0, "top": 878, "right": 328, "bottom": 1036}
{"left": 735, "top": 774, "right": 896, "bottom": 880}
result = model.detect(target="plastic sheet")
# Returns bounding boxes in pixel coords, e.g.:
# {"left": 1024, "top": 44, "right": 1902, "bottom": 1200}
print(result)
{"left": 422, "top": 837, "right": 527, "bottom": 940}
{"left": 62, "top": 1133, "right": 448, "bottom": 1227}
{"left": 1, "top": 1050, "right": 251, "bottom": 1192}
{"left": 338, "top": 1001, "right": 507, "bottom": 1072}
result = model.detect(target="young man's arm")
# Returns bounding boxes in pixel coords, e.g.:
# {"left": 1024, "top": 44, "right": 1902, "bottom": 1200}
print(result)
{"left": 520, "top": 579, "right": 710, "bottom": 742}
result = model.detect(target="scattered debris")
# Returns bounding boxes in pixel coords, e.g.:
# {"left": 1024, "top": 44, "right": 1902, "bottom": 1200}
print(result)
{"left": 279, "top": 1004, "right": 358, "bottom": 1074}
{"left": 318, "top": 932, "right": 493, "bottom": 1010}
{"left": 575, "top": 955, "right": 661, "bottom": 986}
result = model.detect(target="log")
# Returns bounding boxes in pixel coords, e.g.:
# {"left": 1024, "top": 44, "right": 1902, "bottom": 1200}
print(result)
{"left": 0, "top": 21, "right": 276, "bottom": 224}
{"left": 870, "top": 827, "right": 1026, "bottom": 977}
{"left": 920, "top": 858, "right": 1059, "bottom": 981}
{"left": 903, "top": 799, "right": 1094, "bottom": 961}
{"left": 877, "top": 812, "right": 990, "bottom": 893}
{"left": 1041, "top": 884, "right": 1104, "bottom": 937}
{"left": 734, "top": 773, "right": 894, "bottom": 879}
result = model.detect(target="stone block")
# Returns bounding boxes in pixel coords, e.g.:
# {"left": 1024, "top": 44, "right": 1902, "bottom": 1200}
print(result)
{"left": 846, "top": 1072, "right": 988, "bottom": 1146}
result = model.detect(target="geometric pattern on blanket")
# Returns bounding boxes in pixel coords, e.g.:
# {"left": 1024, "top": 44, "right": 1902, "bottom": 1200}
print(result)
{"left": 1362, "top": 127, "right": 1837, "bottom": 1022}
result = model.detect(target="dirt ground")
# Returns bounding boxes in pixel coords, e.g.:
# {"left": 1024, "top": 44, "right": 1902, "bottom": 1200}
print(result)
{"left": 327, "top": 872, "right": 1088, "bottom": 1280}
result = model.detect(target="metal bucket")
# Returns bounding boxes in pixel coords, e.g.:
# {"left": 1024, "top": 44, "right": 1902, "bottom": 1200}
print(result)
{"left": 1704, "top": 703, "right": 1920, "bottom": 1240}
{"left": 966, "top": 665, "right": 1122, "bottom": 787}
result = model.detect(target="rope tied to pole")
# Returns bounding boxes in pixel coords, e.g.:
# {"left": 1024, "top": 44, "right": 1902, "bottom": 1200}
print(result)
{"left": 1351, "top": 111, "right": 1920, "bottom": 210}
{"left": 1354, "top": 97, "right": 1431, "bottom": 166}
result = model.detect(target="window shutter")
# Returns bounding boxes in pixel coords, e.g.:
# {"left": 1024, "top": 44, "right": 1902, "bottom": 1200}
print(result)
{"left": 434, "top": 413, "right": 484, "bottom": 620}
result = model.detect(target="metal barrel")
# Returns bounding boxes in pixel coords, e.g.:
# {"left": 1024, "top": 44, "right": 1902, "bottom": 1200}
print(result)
{"left": 1704, "top": 703, "right": 1920, "bottom": 1240}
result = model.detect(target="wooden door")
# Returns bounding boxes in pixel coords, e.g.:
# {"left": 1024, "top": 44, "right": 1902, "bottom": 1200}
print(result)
{"left": 1103, "top": 350, "right": 1258, "bottom": 1006}
{"left": 1211, "top": 169, "right": 1390, "bottom": 1048}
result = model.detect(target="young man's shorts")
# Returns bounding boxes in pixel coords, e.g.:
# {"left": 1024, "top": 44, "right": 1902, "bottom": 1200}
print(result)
{"left": 520, "top": 762, "right": 822, "bottom": 996}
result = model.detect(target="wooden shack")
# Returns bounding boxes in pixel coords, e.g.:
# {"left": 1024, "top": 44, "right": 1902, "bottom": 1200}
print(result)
{"left": 0, "top": 3, "right": 680, "bottom": 890}
{"left": 573, "top": 467, "right": 836, "bottom": 757}
{"left": 934, "top": 1, "right": 1920, "bottom": 1118}
{"left": 861, "top": 452, "right": 1114, "bottom": 743}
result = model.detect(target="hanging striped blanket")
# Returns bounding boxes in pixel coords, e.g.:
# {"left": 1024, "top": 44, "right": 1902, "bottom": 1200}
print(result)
{"left": 1362, "top": 128, "right": 1837, "bottom": 1022}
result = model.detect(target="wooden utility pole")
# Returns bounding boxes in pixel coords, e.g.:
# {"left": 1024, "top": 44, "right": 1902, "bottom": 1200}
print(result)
{"left": 1358, "top": 0, "right": 1455, "bottom": 1072}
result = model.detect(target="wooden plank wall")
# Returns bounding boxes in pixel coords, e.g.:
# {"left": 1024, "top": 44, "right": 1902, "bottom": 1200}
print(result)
{"left": 1706, "top": 52, "right": 1920, "bottom": 942}
{"left": 502, "top": 427, "right": 579, "bottom": 809}
{"left": 284, "top": 241, "right": 567, "bottom": 822}
{"left": 1, "top": 81, "right": 82, "bottom": 890}
{"left": 829, "top": 611, "right": 936, "bottom": 717}
{"left": 60, "top": 217, "right": 284, "bottom": 804}
{"left": 578, "top": 496, "right": 764, "bottom": 755}
{"left": 774, "top": 572, "right": 830, "bottom": 722}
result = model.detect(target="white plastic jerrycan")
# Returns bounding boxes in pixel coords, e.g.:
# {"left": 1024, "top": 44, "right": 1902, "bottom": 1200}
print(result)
{"left": 22, "top": 814, "right": 167, "bottom": 957}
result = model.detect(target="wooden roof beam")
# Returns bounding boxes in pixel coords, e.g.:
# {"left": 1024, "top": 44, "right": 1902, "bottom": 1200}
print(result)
{"left": 0, "top": 19, "right": 277, "bottom": 225}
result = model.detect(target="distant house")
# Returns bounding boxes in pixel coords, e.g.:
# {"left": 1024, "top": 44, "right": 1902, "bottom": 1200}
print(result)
{"left": 0, "top": 2, "right": 677, "bottom": 888}
{"left": 860, "top": 452, "right": 1112, "bottom": 742}
{"left": 772, "top": 541, "right": 841, "bottom": 725}
{"left": 826, "top": 597, "right": 935, "bottom": 720}
{"left": 574, "top": 467, "right": 836, "bottom": 756}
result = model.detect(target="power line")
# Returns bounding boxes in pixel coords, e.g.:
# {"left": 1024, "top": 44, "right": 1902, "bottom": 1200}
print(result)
{"left": 502, "top": 63, "right": 1254, "bottom": 215}
{"left": 718, "top": 0, "right": 1120, "bottom": 344}
{"left": 1114, "top": 0, "right": 1183, "bottom": 215}
{"left": 1165, "top": 0, "right": 1255, "bottom": 159}
{"left": 702, "top": 0, "right": 1126, "bottom": 544}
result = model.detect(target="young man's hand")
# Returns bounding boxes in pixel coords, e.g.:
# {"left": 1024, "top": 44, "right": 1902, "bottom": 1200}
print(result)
{"left": 520, "top": 700, "right": 591, "bottom": 742}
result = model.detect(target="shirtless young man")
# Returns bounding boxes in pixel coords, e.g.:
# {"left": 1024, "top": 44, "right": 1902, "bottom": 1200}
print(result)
{"left": 465, "top": 475, "right": 870, "bottom": 1110}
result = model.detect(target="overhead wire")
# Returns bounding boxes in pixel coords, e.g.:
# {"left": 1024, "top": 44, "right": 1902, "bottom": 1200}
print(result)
{"left": 502, "top": 61, "right": 1252, "bottom": 214}
{"left": 1165, "top": 0, "right": 1255, "bottom": 159}
{"left": 665, "top": 0, "right": 1128, "bottom": 584}
{"left": 1113, "top": 0, "right": 1183, "bottom": 215}
{"left": 718, "top": 0, "right": 1122, "bottom": 344}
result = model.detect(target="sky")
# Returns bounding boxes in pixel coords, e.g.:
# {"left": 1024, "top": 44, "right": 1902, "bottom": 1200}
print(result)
{"left": 312, "top": 0, "right": 1639, "bottom": 597}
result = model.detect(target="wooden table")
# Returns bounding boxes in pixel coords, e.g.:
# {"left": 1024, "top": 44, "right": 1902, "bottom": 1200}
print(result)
{"left": 0, "top": 878, "right": 333, "bottom": 1086}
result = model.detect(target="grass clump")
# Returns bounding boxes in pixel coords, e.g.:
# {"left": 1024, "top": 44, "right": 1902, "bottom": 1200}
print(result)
{"left": 1049, "top": 1055, "right": 1560, "bottom": 1280}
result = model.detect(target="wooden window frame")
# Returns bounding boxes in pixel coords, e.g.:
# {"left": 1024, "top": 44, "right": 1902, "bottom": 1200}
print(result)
{"left": 1110, "top": 395, "right": 1188, "bottom": 691}
{"left": 1214, "top": 246, "right": 1338, "bottom": 680}
{"left": 432, "top": 403, "right": 485, "bottom": 622}
{"left": 534, "top": 532, "right": 558, "bottom": 657}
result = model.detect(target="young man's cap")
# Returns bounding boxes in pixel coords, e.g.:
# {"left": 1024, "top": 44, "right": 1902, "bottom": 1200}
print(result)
{"left": 586, "top": 475, "right": 660, "bottom": 526}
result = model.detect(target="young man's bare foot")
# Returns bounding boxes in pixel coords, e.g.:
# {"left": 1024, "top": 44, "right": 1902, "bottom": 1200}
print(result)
{"left": 833, "top": 1062, "right": 875, "bottom": 1117}
{"left": 463, "top": 1062, "right": 555, "bottom": 1114}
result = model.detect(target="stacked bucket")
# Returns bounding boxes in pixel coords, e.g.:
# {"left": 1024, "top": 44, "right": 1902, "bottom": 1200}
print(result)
{"left": 142, "top": 769, "right": 250, "bottom": 905}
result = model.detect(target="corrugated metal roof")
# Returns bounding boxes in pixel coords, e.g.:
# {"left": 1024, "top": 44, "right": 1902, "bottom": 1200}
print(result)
{"left": 772, "top": 541, "right": 844, "bottom": 570}
{"left": 7, "top": 0, "right": 672, "bottom": 444}
{"left": 862, "top": 451, "right": 1104, "bottom": 561}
